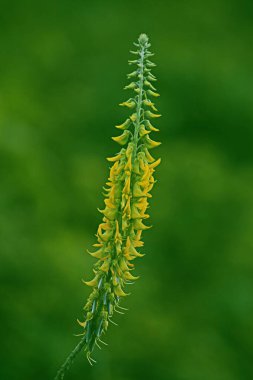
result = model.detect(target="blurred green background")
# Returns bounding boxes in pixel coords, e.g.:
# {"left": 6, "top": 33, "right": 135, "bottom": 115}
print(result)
{"left": 1, "top": 0, "right": 253, "bottom": 379}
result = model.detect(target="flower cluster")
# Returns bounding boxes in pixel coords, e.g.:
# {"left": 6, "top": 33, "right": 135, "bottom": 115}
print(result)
{"left": 79, "top": 33, "right": 161, "bottom": 364}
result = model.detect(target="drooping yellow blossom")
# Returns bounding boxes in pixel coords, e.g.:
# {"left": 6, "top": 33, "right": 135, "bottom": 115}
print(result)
{"left": 78, "top": 33, "right": 161, "bottom": 365}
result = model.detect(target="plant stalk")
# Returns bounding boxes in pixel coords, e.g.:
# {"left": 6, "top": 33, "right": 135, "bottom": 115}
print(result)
{"left": 54, "top": 336, "right": 86, "bottom": 380}
{"left": 132, "top": 45, "right": 145, "bottom": 161}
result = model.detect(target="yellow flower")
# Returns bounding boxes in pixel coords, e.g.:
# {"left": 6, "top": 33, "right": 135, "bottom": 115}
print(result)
{"left": 107, "top": 152, "right": 123, "bottom": 162}
{"left": 139, "top": 124, "right": 150, "bottom": 137}
{"left": 145, "top": 110, "right": 162, "bottom": 118}
{"left": 115, "top": 119, "right": 131, "bottom": 130}
{"left": 83, "top": 275, "right": 99, "bottom": 287}
{"left": 147, "top": 89, "right": 160, "bottom": 97}
{"left": 130, "top": 113, "right": 137, "bottom": 122}
{"left": 112, "top": 130, "right": 130, "bottom": 145}
{"left": 114, "top": 284, "right": 129, "bottom": 297}
{"left": 119, "top": 99, "right": 136, "bottom": 108}
{"left": 149, "top": 158, "right": 161, "bottom": 168}
{"left": 143, "top": 135, "right": 161, "bottom": 149}
{"left": 124, "top": 82, "right": 137, "bottom": 90}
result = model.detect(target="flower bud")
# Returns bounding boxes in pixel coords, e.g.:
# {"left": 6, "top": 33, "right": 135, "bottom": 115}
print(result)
{"left": 112, "top": 130, "right": 130, "bottom": 145}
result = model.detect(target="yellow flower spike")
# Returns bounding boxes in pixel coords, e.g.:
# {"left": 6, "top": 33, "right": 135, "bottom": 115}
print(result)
{"left": 119, "top": 99, "right": 136, "bottom": 108}
{"left": 112, "top": 130, "right": 130, "bottom": 145}
{"left": 143, "top": 135, "right": 161, "bottom": 149}
{"left": 55, "top": 35, "right": 161, "bottom": 377}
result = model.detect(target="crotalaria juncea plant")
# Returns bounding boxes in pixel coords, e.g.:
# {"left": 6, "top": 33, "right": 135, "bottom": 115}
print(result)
{"left": 55, "top": 33, "right": 161, "bottom": 379}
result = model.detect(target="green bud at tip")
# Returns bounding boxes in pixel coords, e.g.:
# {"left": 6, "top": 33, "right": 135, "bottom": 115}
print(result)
{"left": 138, "top": 33, "right": 149, "bottom": 45}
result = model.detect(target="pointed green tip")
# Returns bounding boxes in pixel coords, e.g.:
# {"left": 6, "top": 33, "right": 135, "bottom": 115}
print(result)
{"left": 138, "top": 33, "right": 149, "bottom": 45}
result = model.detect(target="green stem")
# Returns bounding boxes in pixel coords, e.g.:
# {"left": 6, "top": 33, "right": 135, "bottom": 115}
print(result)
{"left": 132, "top": 45, "right": 145, "bottom": 161}
{"left": 54, "top": 336, "right": 86, "bottom": 380}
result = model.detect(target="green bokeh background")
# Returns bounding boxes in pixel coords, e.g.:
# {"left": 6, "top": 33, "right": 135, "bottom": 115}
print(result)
{"left": 1, "top": 1, "right": 253, "bottom": 379}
